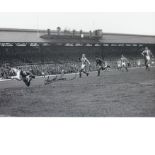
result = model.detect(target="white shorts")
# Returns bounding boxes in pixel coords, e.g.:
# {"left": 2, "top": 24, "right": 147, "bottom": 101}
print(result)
{"left": 81, "top": 64, "right": 86, "bottom": 70}
{"left": 146, "top": 56, "right": 150, "bottom": 61}
{"left": 122, "top": 62, "right": 126, "bottom": 67}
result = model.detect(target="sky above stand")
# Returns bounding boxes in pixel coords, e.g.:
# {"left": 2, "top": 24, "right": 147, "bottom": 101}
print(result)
{"left": 0, "top": 12, "right": 155, "bottom": 35}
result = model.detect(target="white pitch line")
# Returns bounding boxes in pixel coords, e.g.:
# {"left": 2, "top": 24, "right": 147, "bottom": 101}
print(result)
{"left": 0, "top": 78, "right": 12, "bottom": 82}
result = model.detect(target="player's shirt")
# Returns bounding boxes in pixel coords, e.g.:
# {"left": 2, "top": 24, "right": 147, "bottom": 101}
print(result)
{"left": 96, "top": 58, "right": 104, "bottom": 66}
{"left": 141, "top": 49, "right": 153, "bottom": 62}
{"left": 11, "top": 68, "right": 22, "bottom": 80}
{"left": 120, "top": 56, "right": 129, "bottom": 67}
{"left": 81, "top": 57, "right": 90, "bottom": 65}
{"left": 142, "top": 49, "right": 152, "bottom": 57}
{"left": 80, "top": 57, "right": 90, "bottom": 70}
{"left": 121, "top": 57, "right": 128, "bottom": 63}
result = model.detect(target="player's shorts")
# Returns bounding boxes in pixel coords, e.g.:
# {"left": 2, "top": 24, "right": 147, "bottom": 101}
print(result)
{"left": 146, "top": 56, "right": 151, "bottom": 61}
{"left": 121, "top": 62, "right": 126, "bottom": 67}
{"left": 145, "top": 56, "right": 151, "bottom": 66}
{"left": 81, "top": 64, "right": 86, "bottom": 70}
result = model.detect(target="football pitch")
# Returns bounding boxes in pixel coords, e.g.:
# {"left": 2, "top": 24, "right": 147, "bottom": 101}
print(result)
{"left": 0, "top": 67, "right": 155, "bottom": 117}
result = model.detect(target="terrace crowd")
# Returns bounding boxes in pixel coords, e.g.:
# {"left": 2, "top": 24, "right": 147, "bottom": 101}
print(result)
{"left": 0, "top": 58, "right": 148, "bottom": 79}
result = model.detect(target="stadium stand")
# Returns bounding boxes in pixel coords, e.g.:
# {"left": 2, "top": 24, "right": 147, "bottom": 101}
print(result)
{"left": 0, "top": 28, "right": 155, "bottom": 77}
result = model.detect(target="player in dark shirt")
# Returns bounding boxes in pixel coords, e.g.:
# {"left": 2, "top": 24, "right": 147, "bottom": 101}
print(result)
{"left": 96, "top": 58, "right": 105, "bottom": 76}
{"left": 96, "top": 58, "right": 111, "bottom": 76}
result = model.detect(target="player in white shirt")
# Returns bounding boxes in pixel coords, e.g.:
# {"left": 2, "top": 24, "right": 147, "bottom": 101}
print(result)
{"left": 10, "top": 67, "right": 35, "bottom": 87}
{"left": 120, "top": 55, "right": 129, "bottom": 71}
{"left": 79, "top": 54, "right": 90, "bottom": 78}
{"left": 141, "top": 47, "right": 154, "bottom": 71}
{"left": 10, "top": 68, "right": 21, "bottom": 80}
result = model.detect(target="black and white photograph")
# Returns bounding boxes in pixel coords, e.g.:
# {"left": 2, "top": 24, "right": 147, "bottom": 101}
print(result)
{"left": 0, "top": 12, "right": 155, "bottom": 117}
{"left": 1, "top": 0, "right": 155, "bottom": 155}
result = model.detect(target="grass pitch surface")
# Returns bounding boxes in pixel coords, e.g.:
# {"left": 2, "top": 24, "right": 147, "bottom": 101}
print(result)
{"left": 0, "top": 67, "right": 155, "bottom": 116}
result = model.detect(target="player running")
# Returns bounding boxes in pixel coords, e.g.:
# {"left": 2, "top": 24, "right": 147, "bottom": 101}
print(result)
{"left": 10, "top": 67, "right": 35, "bottom": 87}
{"left": 96, "top": 58, "right": 104, "bottom": 76}
{"left": 120, "top": 55, "right": 129, "bottom": 72}
{"left": 79, "top": 54, "right": 90, "bottom": 78}
{"left": 141, "top": 47, "right": 154, "bottom": 71}
{"left": 96, "top": 58, "right": 110, "bottom": 76}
